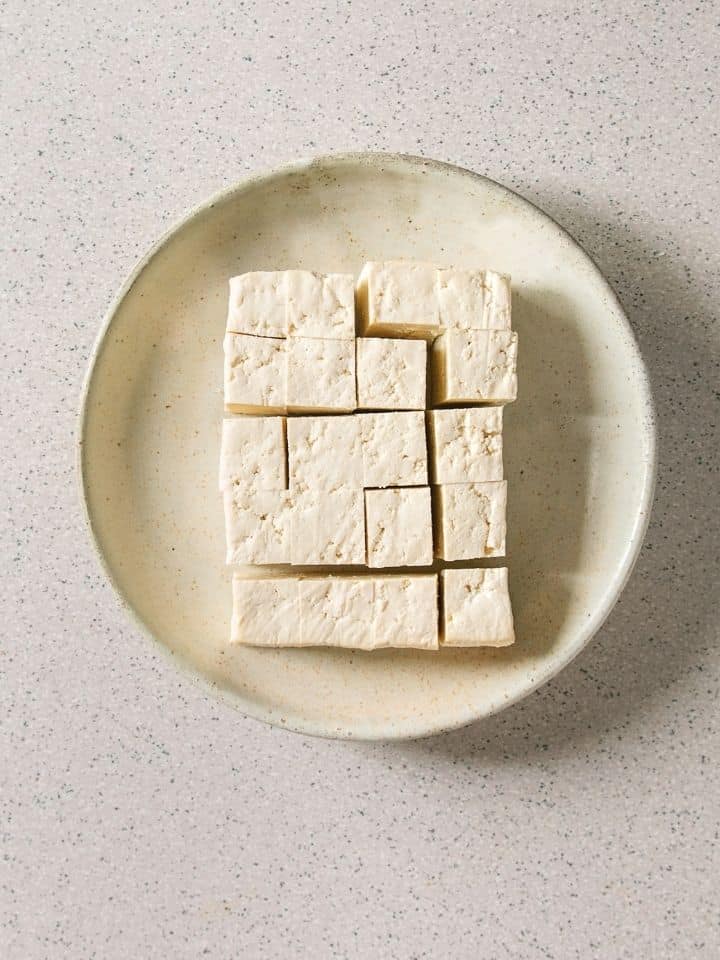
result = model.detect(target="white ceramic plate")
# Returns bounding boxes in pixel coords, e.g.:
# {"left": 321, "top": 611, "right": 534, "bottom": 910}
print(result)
{"left": 79, "top": 153, "right": 656, "bottom": 740}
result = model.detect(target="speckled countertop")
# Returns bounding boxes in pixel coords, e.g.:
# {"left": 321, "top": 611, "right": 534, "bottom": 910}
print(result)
{"left": 2, "top": 2, "right": 719, "bottom": 957}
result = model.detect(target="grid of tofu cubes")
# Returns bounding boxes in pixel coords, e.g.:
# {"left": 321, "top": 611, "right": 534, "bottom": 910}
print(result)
{"left": 221, "top": 262, "right": 518, "bottom": 650}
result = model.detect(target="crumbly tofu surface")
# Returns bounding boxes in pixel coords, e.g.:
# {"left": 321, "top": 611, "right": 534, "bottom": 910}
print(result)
{"left": 218, "top": 416, "right": 287, "bottom": 492}
{"left": 435, "top": 481, "right": 507, "bottom": 561}
{"left": 224, "top": 332, "right": 286, "bottom": 414}
{"left": 286, "top": 415, "right": 362, "bottom": 492}
{"left": 437, "top": 268, "right": 488, "bottom": 330}
{"left": 441, "top": 567, "right": 515, "bottom": 647}
{"left": 227, "top": 272, "right": 287, "bottom": 338}
{"left": 285, "top": 337, "right": 356, "bottom": 412}
{"left": 224, "top": 489, "right": 292, "bottom": 565}
{"left": 299, "top": 577, "right": 374, "bottom": 648}
{"left": 290, "top": 489, "right": 365, "bottom": 565}
{"left": 365, "top": 487, "right": 433, "bottom": 568}
{"left": 429, "top": 408, "right": 503, "bottom": 484}
{"left": 357, "top": 261, "right": 441, "bottom": 339}
{"left": 372, "top": 575, "right": 439, "bottom": 649}
{"left": 231, "top": 577, "right": 301, "bottom": 646}
{"left": 285, "top": 270, "right": 355, "bottom": 340}
{"left": 359, "top": 411, "right": 428, "bottom": 488}
{"left": 356, "top": 337, "right": 427, "bottom": 410}
{"left": 432, "top": 329, "right": 518, "bottom": 404}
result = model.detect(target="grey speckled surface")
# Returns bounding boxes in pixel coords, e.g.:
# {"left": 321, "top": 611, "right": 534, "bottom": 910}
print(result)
{"left": 2, "top": 1, "right": 719, "bottom": 957}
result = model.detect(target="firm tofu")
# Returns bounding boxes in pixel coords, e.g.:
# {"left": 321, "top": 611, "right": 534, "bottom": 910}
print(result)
{"left": 231, "top": 576, "right": 301, "bottom": 646}
{"left": 365, "top": 487, "right": 433, "bottom": 568}
{"left": 356, "top": 337, "right": 427, "bottom": 410}
{"left": 224, "top": 332, "right": 286, "bottom": 414}
{"left": 483, "top": 271, "right": 512, "bottom": 329}
{"left": 435, "top": 481, "right": 507, "bottom": 561}
{"left": 286, "top": 415, "right": 362, "bottom": 493}
{"left": 432, "top": 329, "right": 518, "bottom": 404}
{"left": 357, "top": 260, "right": 442, "bottom": 339}
{"left": 436, "top": 268, "right": 512, "bottom": 331}
{"left": 441, "top": 567, "right": 515, "bottom": 647}
{"left": 223, "top": 489, "right": 292, "bottom": 565}
{"left": 218, "top": 416, "right": 287, "bottom": 492}
{"left": 428, "top": 408, "right": 504, "bottom": 484}
{"left": 299, "top": 577, "right": 374, "bottom": 648}
{"left": 359, "top": 411, "right": 428, "bottom": 488}
{"left": 227, "top": 272, "right": 287, "bottom": 338}
{"left": 371, "top": 575, "right": 439, "bottom": 649}
{"left": 285, "top": 270, "right": 355, "bottom": 339}
{"left": 285, "top": 337, "right": 356, "bottom": 412}
{"left": 290, "top": 489, "right": 365, "bottom": 565}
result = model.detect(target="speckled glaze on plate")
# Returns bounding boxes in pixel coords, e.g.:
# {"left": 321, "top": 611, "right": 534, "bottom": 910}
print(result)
{"left": 78, "top": 153, "right": 656, "bottom": 740}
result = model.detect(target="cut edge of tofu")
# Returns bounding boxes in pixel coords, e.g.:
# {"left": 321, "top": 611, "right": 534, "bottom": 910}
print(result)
{"left": 431, "top": 329, "right": 519, "bottom": 406}
{"left": 440, "top": 567, "right": 515, "bottom": 648}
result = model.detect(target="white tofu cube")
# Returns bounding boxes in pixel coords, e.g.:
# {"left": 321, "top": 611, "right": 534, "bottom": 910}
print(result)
{"left": 356, "top": 337, "right": 426, "bottom": 410}
{"left": 365, "top": 487, "right": 433, "bottom": 568}
{"left": 299, "top": 577, "right": 374, "bottom": 648}
{"left": 224, "top": 332, "right": 286, "bottom": 414}
{"left": 359, "top": 411, "right": 428, "bottom": 488}
{"left": 437, "top": 268, "right": 512, "bottom": 330}
{"left": 285, "top": 337, "right": 356, "bottom": 412}
{"left": 227, "top": 272, "right": 287, "bottom": 338}
{"left": 435, "top": 481, "right": 507, "bottom": 561}
{"left": 357, "top": 260, "right": 441, "bottom": 339}
{"left": 286, "top": 415, "right": 362, "bottom": 493}
{"left": 432, "top": 329, "right": 518, "bottom": 404}
{"left": 223, "top": 489, "right": 292, "bottom": 565}
{"left": 429, "top": 408, "right": 503, "bottom": 484}
{"left": 290, "top": 489, "right": 365, "bottom": 565}
{"left": 483, "top": 271, "right": 512, "bottom": 329}
{"left": 371, "top": 575, "right": 439, "bottom": 649}
{"left": 441, "top": 567, "right": 515, "bottom": 647}
{"left": 218, "top": 416, "right": 287, "bottom": 492}
{"left": 231, "top": 576, "right": 301, "bottom": 646}
{"left": 285, "top": 270, "right": 355, "bottom": 340}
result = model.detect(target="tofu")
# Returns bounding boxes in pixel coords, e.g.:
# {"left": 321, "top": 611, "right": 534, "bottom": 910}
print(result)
{"left": 365, "top": 487, "right": 433, "bottom": 567}
{"left": 432, "top": 329, "right": 518, "bottom": 404}
{"left": 371, "top": 575, "right": 439, "bottom": 649}
{"left": 359, "top": 411, "right": 428, "bottom": 488}
{"left": 223, "top": 489, "right": 292, "bottom": 565}
{"left": 218, "top": 416, "right": 287, "bottom": 492}
{"left": 356, "top": 337, "right": 427, "bottom": 410}
{"left": 357, "top": 260, "right": 442, "bottom": 339}
{"left": 436, "top": 268, "right": 511, "bottom": 330}
{"left": 285, "top": 270, "right": 355, "bottom": 339}
{"left": 290, "top": 489, "right": 365, "bottom": 565}
{"left": 285, "top": 337, "right": 356, "bottom": 412}
{"left": 428, "top": 408, "right": 503, "bottom": 484}
{"left": 441, "top": 567, "right": 515, "bottom": 647}
{"left": 286, "top": 415, "right": 362, "bottom": 493}
{"left": 484, "top": 271, "right": 512, "bottom": 329}
{"left": 299, "top": 577, "right": 374, "bottom": 648}
{"left": 231, "top": 576, "right": 301, "bottom": 646}
{"left": 224, "top": 332, "right": 286, "bottom": 414}
{"left": 227, "top": 272, "right": 287, "bottom": 338}
{"left": 435, "top": 481, "right": 507, "bottom": 560}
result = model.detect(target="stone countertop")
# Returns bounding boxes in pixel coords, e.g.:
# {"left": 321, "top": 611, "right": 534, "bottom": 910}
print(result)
{"left": 2, "top": 1, "right": 718, "bottom": 957}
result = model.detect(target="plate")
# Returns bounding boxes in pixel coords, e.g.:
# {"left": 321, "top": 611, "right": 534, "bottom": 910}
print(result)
{"left": 79, "top": 153, "right": 656, "bottom": 740}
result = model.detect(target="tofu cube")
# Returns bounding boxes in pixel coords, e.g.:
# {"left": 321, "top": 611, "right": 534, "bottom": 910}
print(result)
{"left": 224, "top": 332, "right": 286, "bottom": 414}
{"left": 365, "top": 487, "right": 433, "bottom": 568}
{"left": 359, "top": 411, "right": 428, "bottom": 488}
{"left": 435, "top": 481, "right": 507, "bottom": 560}
{"left": 432, "top": 329, "right": 518, "bottom": 404}
{"left": 286, "top": 415, "right": 362, "bottom": 493}
{"left": 290, "top": 489, "right": 365, "bottom": 565}
{"left": 223, "top": 489, "right": 292, "bottom": 565}
{"left": 371, "top": 575, "right": 439, "bottom": 649}
{"left": 218, "top": 416, "right": 287, "bottom": 492}
{"left": 356, "top": 337, "right": 427, "bottom": 410}
{"left": 429, "top": 408, "right": 503, "bottom": 484}
{"left": 285, "top": 270, "right": 355, "bottom": 340}
{"left": 285, "top": 337, "right": 356, "bottom": 412}
{"left": 483, "top": 271, "right": 512, "bottom": 329}
{"left": 357, "top": 260, "right": 441, "bottom": 339}
{"left": 437, "top": 268, "right": 512, "bottom": 330}
{"left": 231, "top": 576, "right": 301, "bottom": 646}
{"left": 441, "top": 567, "right": 515, "bottom": 647}
{"left": 299, "top": 577, "right": 374, "bottom": 648}
{"left": 227, "top": 272, "right": 287, "bottom": 338}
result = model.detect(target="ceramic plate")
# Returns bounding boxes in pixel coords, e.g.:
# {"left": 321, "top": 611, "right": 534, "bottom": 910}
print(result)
{"left": 79, "top": 153, "right": 656, "bottom": 740}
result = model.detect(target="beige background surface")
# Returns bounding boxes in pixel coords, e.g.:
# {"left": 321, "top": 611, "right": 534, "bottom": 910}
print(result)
{"left": 2, "top": 1, "right": 718, "bottom": 957}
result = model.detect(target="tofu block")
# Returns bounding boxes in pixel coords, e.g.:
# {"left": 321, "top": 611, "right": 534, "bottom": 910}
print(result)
{"left": 365, "top": 488, "right": 433, "bottom": 568}
{"left": 437, "top": 268, "right": 512, "bottom": 330}
{"left": 357, "top": 260, "right": 441, "bottom": 339}
{"left": 441, "top": 567, "right": 515, "bottom": 647}
{"left": 285, "top": 270, "right": 355, "bottom": 339}
{"left": 224, "top": 332, "right": 286, "bottom": 414}
{"left": 432, "top": 329, "right": 518, "bottom": 404}
{"left": 371, "top": 575, "right": 439, "bottom": 649}
{"left": 285, "top": 337, "right": 356, "bottom": 412}
{"left": 435, "top": 481, "right": 507, "bottom": 560}
{"left": 299, "top": 577, "right": 374, "bottom": 648}
{"left": 290, "top": 489, "right": 365, "bottom": 565}
{"left": 227, "top": 272, "right": 287, "bottom": 338}
{"left": 231, "top": 576, "right": 301, "bottom": 646}
{"left": 483, "top": 271, "right": 512, "bottom": 329}
{"left": 356, "top": 337, "right": 427, "bottom": 410}
{"left": 286, "top": 415, "right": 362, "bottom": 493}
{"left": 429, "top": 408, "right": 503, "bottom": 484}
{"left": 223, "top": 489, "right": 292, "bottom": 565}
{"left": 359, "top": 411, "right": 428, "bottom": 488}
{"left": 218, "top": 416, "right": 287, "bottom": 492}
